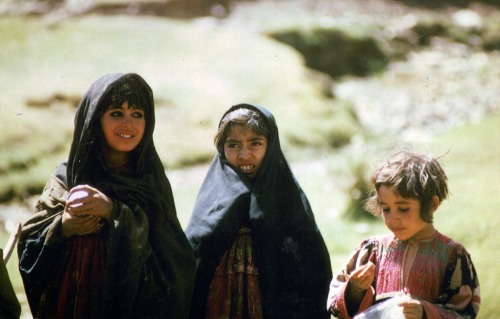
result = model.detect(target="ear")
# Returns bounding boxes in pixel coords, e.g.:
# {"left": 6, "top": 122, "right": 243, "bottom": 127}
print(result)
{"left": 430, "top": 195, "right": 440, "bottom": 213}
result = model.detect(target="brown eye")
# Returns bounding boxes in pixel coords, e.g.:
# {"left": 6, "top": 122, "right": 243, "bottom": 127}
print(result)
{"left": 132, "top": 111, "right": 144, "bottom": 118}
{"left": 110, "top": 111, "right": 123, "bottom": 117}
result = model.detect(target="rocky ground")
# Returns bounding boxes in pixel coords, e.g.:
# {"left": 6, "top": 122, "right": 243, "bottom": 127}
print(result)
{"left": 335, "top": 42, "right": 499, "bottom": 142}
{"left": 223, "top": 0, "right": 500, "bottom": 141}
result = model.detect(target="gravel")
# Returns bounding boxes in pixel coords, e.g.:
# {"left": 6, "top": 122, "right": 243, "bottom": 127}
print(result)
{"left": 335, "top": 41, "right": 500, "bottom": 142}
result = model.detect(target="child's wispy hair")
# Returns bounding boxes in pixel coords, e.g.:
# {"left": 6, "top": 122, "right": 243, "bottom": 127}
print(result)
{"left": 364, "top": 150, "right": 449, "bottom": 222}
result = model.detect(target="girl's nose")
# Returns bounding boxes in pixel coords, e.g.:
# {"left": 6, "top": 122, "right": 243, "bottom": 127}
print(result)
{"left": 238, "top": 146, "right": 251, "bottom": 159}
{"left": 387, "top": 214, "right": 400, "bottom": 225}
{"left": 122, "top": 117, "right": 134, "bottom": 128}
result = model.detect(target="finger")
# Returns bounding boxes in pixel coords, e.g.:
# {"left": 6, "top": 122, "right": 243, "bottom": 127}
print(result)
{"left": 67, "top": 190, "right": 90, "bottom": 208}
{"left": 63, "top": 212, "right": 88, "bottom": 223}
{"left": 80, "top": 215, "right": 99, "bottom": 226}
{"left": 68, "top": 195, "right": 102, "bottom": 213}
{"left": 76, "top": 217, "right": 101, "bottom": 235}
{"left": 67, "top": 206, "right": 94, "bottom": 217}
{"left": 357, "top": 262, "right": 375, "bottom": 279}
{"left": 400, "top": 300, "right": 420, "bottom": 308}
{"left": 350, "top": 269, "right": 367, "bottom": 281}
{"left": 68, "top": 185, "right": 102, "bottom": 201}
{"left": 369, "top": 251, "right": 376, "bottom": 263}
{"left": 70, "top": 184, "right": 98, "bottom": 192}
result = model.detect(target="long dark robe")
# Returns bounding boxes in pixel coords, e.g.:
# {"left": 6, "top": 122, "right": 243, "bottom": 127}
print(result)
{"left": 186, "top": 104, "right": 333, "bottom": 318}
{"left": 0, "top": 249, "right": 21, "bottom": 319}
{"left": 17, "top": 73, "right": 195, "bottom": 319}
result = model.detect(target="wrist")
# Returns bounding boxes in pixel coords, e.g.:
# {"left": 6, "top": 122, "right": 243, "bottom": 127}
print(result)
{"left": 347, "top": 282, "right": 367, "bottom": 300}
{"left": 349, "top": 282, "right": 366, "bottom": 293}
{"left": 60, "top": 221, "right": 73, "bottom": 238}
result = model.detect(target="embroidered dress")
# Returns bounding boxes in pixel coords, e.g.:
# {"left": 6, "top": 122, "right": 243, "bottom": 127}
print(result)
{"left": 38, "top": 233, "right": 107, "bottom": 319}
{"left": 328, "top": 232, "right": 480, "bottom": 319}
{"left": 205, "top": 227, "right": 263, "bottom": 319}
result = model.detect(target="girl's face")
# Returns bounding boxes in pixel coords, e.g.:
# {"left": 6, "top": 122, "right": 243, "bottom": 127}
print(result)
{"left": 378, "top": 185, "right": 435, "bottom": 241}
{"left": 100, "top": 101, "right": 145, "bottom": 165}
{"left": 224, "top": 124, "right": 267, "bottom": 179}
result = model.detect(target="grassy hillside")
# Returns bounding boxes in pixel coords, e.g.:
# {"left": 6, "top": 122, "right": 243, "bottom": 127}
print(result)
{"left": 429, "top": 113, "right": 499, "bottom": 318}
{"left": 0, "top": 15, "right": 360, "bottom": 201}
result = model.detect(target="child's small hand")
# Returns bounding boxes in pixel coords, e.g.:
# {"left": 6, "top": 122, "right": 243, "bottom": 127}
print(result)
{"left": 350, "top": 261, "right": 375, "bottom": 291}
{"left": 399, "top": 298, "right": 423, "bottom": 319}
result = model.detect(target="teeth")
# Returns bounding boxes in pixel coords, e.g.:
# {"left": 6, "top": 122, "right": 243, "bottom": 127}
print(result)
{"left": 119, "top": 134, "right": 133, "bottom": 139}
{"left": 240, "top": 165, "right": 253, "bottom": 170}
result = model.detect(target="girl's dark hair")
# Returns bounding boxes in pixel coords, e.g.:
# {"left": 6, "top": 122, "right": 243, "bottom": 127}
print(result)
{"left": 214, "top": 107, "right": 270, "bottom": 155}
{"left": 98, "top": 77, "right": 149, "bottom": 116}
{"left": 364, "top": 150, "right": 449, "bottom": 223}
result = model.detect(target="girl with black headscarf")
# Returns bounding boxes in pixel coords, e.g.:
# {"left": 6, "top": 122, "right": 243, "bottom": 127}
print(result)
{"left": 185, "top": 104, "right": 332, "bottom": 318}
{"left": 18, "top": 73, "right": 195, "bottom": 319}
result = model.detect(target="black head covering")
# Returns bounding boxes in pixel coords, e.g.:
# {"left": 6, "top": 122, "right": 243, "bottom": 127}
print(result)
{"left": 65, "top": 73, "right": 155, "bottom": 186}
{"left": 32, "top": 73, "right": 194, "bottom": 318}
{"left": 186, "top": 103, "right": 332, "bottom": 318}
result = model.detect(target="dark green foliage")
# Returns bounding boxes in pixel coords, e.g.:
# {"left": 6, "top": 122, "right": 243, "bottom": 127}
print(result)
{"left": 481, "top": 20, "right": 500, "bottom": 51}
{"left": 411, "top": 19, "right": 449, "bottom": 45}
{"left": 269, "top": 28, "right": 389, "bottom": 78}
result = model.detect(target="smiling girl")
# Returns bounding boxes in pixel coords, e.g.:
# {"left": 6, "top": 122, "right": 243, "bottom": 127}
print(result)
{"left": 327, "top": 150, "right": 480, "bottom": 319}
{"left": 18, "top": 73, "right": 195, "bottom": 319}
{"left": 186, "top": 104, "right": 332, "bottom": 318}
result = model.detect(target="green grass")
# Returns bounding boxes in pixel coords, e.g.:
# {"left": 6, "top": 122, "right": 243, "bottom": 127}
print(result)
{"left": 429, "top": 114, "right": 500, "bottom": 318}
{"left": 0, "top": 15, "right": 358, "bottom": 201}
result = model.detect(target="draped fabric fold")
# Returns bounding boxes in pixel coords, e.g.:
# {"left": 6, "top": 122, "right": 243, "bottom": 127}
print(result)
{"left": 186, "top": 103, "right": 332, "bottom": 318}
{"left": 18, "top": 73, "right": 195, "bottom": 319}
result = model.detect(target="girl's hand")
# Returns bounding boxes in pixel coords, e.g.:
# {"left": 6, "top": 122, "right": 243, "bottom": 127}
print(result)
{"left": 346, "top": 260, "right": 375, "bottom": 305}
{"left": 61, "top": 185, "right": 113, "bottom": 237}
{"left": 350, "top": 261, "right": 375, "bottom": 291}
{"left": 66, "top": 185, "right": 113, "bottom": 222}
{"left": 399, "top": 299, "right": 424, "bottom": 319}
{"left": 61, "top": 211, "right": 102, "bottom": 238}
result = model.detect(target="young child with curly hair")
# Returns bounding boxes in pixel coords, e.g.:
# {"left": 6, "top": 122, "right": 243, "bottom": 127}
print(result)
{"left": 327, "top": 150, "right": 480, "bottom": 319}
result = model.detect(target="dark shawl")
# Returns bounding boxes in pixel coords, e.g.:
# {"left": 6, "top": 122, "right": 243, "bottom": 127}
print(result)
{"left": 185, "top": 104, "right": 332, "bottom": 318}
{"left": 0, "top": 249, "right": 21, "bottom": 319}
{"left": 17, "top": 73, "right": 195, "bottom": 318}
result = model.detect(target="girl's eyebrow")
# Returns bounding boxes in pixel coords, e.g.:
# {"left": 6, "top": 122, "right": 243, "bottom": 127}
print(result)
{"left": 378, "top": 199, "right": 411, "bottom": 205}
{"left": 250, "top": 136, "right": 265, "bottom": 141}
{"left": 396, "top": 200, "right": 411, "bottom": 204}
{"left": 225, "top": 135, "right": 266, "bottom": 144}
